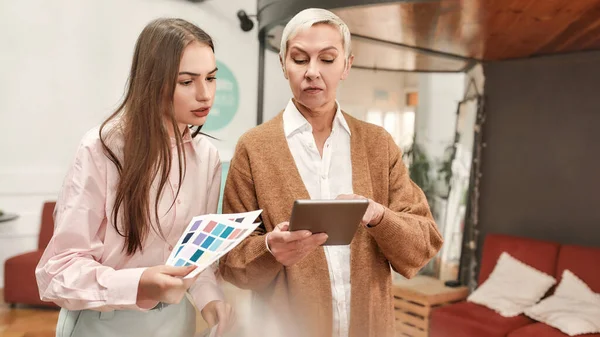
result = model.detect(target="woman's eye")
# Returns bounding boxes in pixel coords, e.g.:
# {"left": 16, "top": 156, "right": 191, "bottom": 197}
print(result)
{"left": 179, "top": 80, "right": 193, "bottom": 86}
{"left": 293, "top": 59, "right": 308, "bottom": 64}
{"left": 207, "top": 77, "right": 217, "bottom": 82}
{"left": 322, "top": 59, "right": 335, "bottom": 63}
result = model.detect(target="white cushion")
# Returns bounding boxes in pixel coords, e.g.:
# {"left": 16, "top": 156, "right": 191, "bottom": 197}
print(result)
{"left": 525, "top": 269, "right": 600, "bottom": 336}
{"left": 467, "top": 252, "right": 556, "bottom": 317}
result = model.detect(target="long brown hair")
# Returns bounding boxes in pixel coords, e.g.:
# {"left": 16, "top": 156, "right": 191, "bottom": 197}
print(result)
{"left": 99, "top": 18, "right": 214, "bottom": 255}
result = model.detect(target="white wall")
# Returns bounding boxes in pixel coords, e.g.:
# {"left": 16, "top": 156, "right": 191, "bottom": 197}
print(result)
{"left": 0, "top": 0, "right": 258, "bottom": 287}
{"left": 262, "top": 49, "right": 291, "bottom": 122}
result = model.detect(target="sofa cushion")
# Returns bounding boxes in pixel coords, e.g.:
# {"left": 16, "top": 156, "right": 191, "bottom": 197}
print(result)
{"left": 468, "top": 252, "right": 556, "bottom": 317}
{"left": 508, "top": 323, "right": 600, "bottom": 337}
{"left": 430, "top": 301, "right": 534, "bottom": 337}
{"left": 479, "top": 234, "right": 560, "bottom": 285}
{"left": 524, "top": 270, "right": 600, "bottom": 336}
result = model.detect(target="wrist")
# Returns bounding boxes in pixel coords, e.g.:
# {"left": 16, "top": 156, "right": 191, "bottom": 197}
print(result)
{"left": 369, "top": 204, "right": 385, "bottom": 227}
{"left": 265, "top": 232, "right": 274, "bottom": 255}
{"left": 137, "top": 299, "right": 159, "bottom": 310}
{"left": 136, "top": 284, "right": 157, "bottom": 308}
{"left": 136, "top": 270, "right": 154, "bottom": 303}
{"left": 136, "top": 280, "right": 148, "bottom": 303}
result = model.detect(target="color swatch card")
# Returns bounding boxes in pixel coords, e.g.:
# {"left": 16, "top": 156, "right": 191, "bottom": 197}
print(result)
{"left": 166, "top": 210, "right": 262, "bottom": 279}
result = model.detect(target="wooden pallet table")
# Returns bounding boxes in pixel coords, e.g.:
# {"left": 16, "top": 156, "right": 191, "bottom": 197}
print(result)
{"left": 393, "top": 276, "right": 469, "bottom": 337}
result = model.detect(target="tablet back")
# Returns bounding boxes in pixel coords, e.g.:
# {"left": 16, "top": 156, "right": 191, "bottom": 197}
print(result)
{"left": 289, "top": 199, "right": 369, "bottom": 245}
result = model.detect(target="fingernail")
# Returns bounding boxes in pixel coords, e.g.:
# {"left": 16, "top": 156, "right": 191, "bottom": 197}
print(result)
{"left": 303, "top": 231, "right": 312, "bottom": 237}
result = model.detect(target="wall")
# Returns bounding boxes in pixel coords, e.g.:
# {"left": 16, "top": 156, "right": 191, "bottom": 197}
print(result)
{"left": 477, "top": 51, "right": 600, "bottom": 269}
{"left": 0, "top": 0, "right": 258, "bottom": 287}
{"left": 262, "top": 49, "right": 292, "bottom": 122}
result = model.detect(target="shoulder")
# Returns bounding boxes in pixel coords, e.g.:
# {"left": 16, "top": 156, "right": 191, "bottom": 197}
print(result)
{"left": 236, "top": 113, "right": 283, "bottom": 150}
{"left": 67, "top": 124, "right": 115, "bottom": 169}
{"left": 79, "top": 119, "right": 126, "bottom": 153}
{"left": 192, "top": 134, "right": 221, "bottom": 167}
{"left": 77, "top": 124, "right": 115, "bottom": 157}
{"left": 78, "top": 126, "right": 103, "bottom": 149}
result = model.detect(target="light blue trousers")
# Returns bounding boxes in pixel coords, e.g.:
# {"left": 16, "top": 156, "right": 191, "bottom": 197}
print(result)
{"left": 55, "top": 298, "right": 196, "bottom": 337}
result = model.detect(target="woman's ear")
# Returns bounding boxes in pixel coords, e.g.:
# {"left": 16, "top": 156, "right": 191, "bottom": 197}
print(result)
{"left": 341, "top": 54, "right": 354, "bottom": 80}
{"left": 279, "top": 54, "right": 289, "bottom": 80}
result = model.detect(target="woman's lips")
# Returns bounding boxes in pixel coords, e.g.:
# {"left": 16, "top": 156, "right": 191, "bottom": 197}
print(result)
{"left": 192, "top": 107, "right": 210, "bottom": 117}
{"left": 304, "top": 88, "right": 323, "bottom": 94}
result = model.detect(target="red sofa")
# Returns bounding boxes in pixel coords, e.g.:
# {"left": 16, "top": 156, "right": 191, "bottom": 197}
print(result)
{"left": 4, "top": 201, "right": 58, "bottom": 308}
{"left": 430, "top": 233, "right": 600, "bottom": 337}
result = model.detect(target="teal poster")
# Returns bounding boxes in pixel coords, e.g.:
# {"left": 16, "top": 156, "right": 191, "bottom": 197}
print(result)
{"left": 204, "top": 60, "right": 239, "bottom": 131}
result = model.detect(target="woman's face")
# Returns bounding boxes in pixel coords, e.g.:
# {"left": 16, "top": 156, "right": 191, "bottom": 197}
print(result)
{"left": 172, "top": 41, "right": 217, "bottom": 132}
{"left": 283, "top": 24, "right": 353, "bottom": 112}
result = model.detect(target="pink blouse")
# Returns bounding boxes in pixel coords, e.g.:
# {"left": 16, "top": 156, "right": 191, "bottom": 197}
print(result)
{"left": 36, "top": 125, "right": 224, "bottom": 311}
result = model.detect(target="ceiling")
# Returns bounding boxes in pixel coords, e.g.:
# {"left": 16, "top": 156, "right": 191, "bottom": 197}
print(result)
{"left": 259, "top": 0, "right": 600, "bottom": 72}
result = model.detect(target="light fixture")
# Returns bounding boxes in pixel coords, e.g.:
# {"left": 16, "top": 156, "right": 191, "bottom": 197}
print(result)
{"left": 237, "top": 10, "right": 255, "bottom": 32}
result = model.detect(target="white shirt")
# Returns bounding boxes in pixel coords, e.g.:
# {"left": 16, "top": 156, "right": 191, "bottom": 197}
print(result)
{"left": 283, "top": 99, "right": 353, "bottom": 337}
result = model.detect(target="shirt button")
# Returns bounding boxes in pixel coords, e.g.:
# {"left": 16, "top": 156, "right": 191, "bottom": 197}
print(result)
{"left": 321, "top": 175, "right": 327, "bottom": 180}
{"left": 177, "top": 199, "right": 182, "bottom": 204}
{"left": 173, "top": 183, "right": 179, "bottom": 189}
{"left": 168, "top": 246, "right": 173, "bottom": 251}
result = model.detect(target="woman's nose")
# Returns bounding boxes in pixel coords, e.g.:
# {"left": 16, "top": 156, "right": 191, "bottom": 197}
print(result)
{"left": 196, "top": 81, "right": 210, "bottom": 101}
{"left": 305, "top": 60, "right": 320, "bottom": 80}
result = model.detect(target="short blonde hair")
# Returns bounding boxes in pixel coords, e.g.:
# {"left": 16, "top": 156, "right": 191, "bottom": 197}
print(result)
{"left": 279, "top": 8, "right": 352, "bottom": 62}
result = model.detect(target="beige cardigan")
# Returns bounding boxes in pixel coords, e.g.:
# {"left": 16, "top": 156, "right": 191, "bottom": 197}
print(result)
{"left": 219, "top": 112, "right": 443, "bottom": 337}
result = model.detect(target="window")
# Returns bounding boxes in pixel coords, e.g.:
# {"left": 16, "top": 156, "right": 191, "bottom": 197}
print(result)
{"left": 400, "top": 109, "right": 415, "bottom": 149}
{"left": 367, "top": 108, "right": 415, "bottom": 150}
{"left": 366, "top": 109, "right": 383, "bottom": 126}
{"left": 384, "top": 112, "right": 399, "bottom": 143}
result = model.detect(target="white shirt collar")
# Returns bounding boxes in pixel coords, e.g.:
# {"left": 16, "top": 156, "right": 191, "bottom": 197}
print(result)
{"left": 282, "top": 99, "right": 351, "bottom": 137}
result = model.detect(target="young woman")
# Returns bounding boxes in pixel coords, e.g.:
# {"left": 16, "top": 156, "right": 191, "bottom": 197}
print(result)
{"left": 36, "top": 18, "right": 234, "bottom": 337}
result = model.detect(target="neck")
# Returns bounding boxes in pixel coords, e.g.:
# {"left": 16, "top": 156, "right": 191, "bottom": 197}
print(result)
{"left": 293, "top": 99, "right": 337, "bottom": 133}
{"left": 166, "top": 120, "right": 188, "bottom": 138}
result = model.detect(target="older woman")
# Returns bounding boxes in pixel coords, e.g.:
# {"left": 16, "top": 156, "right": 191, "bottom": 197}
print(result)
{"left": 219, "top": 8, "right": 443, "bottom": 337}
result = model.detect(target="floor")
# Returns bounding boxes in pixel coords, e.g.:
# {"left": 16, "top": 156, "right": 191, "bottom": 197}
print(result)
{"left": 0, "top": 284, "right": 251, "bottom": 337}
{"left": 0, "top": 295, "right": 58, "bottom": 337}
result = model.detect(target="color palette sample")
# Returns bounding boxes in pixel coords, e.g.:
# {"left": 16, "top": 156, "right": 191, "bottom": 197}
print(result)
{"left": 166, "top": 210, "right": 262, "bottom": 278}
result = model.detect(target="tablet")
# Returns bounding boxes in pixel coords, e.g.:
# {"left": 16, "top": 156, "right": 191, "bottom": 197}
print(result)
{"left": 288, "top": 199, "right": 369, "bottom": 245}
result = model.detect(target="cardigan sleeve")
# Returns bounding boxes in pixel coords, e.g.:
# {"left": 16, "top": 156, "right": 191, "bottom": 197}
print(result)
{"left": 218, "top": 138, "right": 284, "bottom": 290}
{"left": 366, "top": 133, "right": 444, "bottom": 278}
